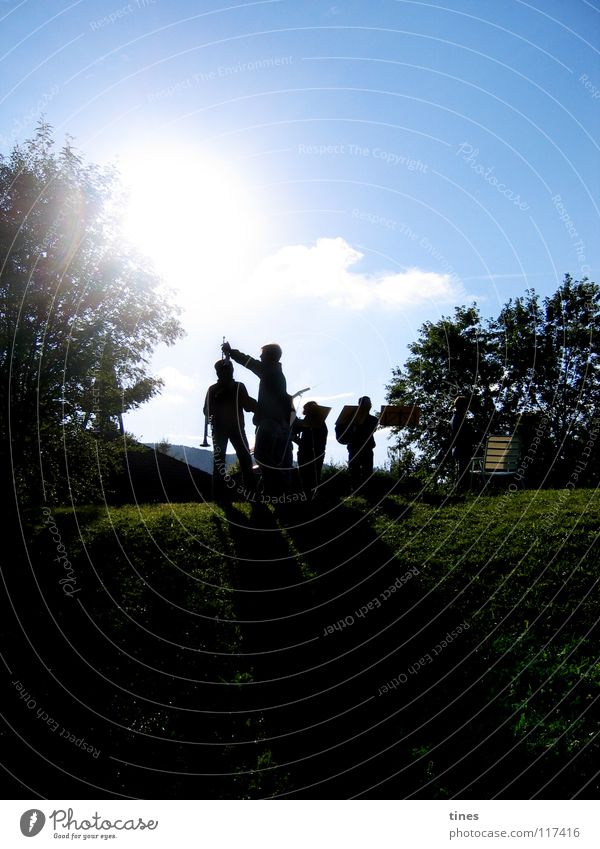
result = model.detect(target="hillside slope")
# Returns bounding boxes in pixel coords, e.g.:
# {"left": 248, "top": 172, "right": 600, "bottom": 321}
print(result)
{"left": 3, "top": 488, "right": 598, "bottom": 798}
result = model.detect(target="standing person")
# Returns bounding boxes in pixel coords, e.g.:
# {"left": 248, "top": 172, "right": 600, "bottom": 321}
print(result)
{"left": 292, "top": 401, "right": 328, "bottom": 498}
{"left": 450, "top": 395, "right": 477, "bottom": 489}
{"left": 337, "top": 396, "right": 378, "bottom": 491}
{"left": 203, "top": 359, "right": 257, "bottom": 501}
{"left": 221, "top": 340, "right": 293, "bottom": 495}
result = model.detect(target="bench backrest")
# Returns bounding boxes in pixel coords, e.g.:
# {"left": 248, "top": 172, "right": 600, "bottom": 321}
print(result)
{"left": 483, "top": 435, "right": 521, "bottom": 473}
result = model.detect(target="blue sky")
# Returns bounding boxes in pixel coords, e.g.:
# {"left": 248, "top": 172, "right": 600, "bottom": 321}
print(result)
{"left": 1, "top": 0, "right": 598, "bottom": 465}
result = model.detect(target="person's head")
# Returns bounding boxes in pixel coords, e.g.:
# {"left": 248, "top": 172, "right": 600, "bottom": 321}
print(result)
{"left": 215, "top": 359, "right": 234, "bottom": 379}
{"left": 302, "top": 400, "right": 319, "bottom": 423}
{"left": 260, "top": 342, "right": 282, "bottom": 363}
{"left": 453, "top": 395, "right": 469, "bottom": 413}
{"left": 358, "top": 396, "right": 372, "bottom": 412}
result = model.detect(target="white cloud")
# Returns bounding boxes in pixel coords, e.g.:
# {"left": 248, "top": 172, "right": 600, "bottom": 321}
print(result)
{"left": 156, "top": 366, "right": 196, "bottom": 393}
{"left": 154, "top": 393, "right": 187, "bottom": 406}
{"left": 151, "top": 367, "right": 197, "bottom": 407}
{"left": 247, "top": 237, "right": 465, "bottom": 310}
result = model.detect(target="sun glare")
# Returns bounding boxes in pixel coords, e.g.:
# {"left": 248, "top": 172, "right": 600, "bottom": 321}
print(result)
{"left": 119, "top": 145, "right": 260, "bottom": 305}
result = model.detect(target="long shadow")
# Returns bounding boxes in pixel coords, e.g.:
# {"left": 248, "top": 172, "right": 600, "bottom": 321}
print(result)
{"left": 220, "top": 502, "right": 315, "bottom": 671}
{"left": 215, "top": 495, "right": 448, "bottom": 796}
{"left": 260, "top": 496, "right": 451, "bottom": 797}
{"left": 220, "top": 494, "right": 570, "bottom": 799}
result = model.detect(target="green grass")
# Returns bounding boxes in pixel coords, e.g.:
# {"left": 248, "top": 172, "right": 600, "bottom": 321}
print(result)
{"left": 21, "top": 488, "right": 599, "bottom": 797}
{"left": 36, "top": 502, "right": 239, "bottom": 648}
{"left": 368, "top": 489, "right": 600, "bottom": 762}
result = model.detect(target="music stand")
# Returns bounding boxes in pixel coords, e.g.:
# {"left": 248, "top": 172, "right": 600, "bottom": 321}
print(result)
{"left": 379, "top": 405, "right": 421, "bottom": 427}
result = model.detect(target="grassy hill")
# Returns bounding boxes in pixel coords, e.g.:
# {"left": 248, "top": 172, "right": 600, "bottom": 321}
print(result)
{"left": 4, "top": 486, "right": 598, "bottom": 798}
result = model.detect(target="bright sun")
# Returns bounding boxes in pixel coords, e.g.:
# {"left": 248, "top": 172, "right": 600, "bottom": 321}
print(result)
{"left": 119, "top": 144, "right": 260, "bottom": 304}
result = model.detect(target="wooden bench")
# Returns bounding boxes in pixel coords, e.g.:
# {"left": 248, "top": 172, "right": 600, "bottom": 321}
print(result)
{"left": 471, "top": 434, "right": 521, "bottom": 482}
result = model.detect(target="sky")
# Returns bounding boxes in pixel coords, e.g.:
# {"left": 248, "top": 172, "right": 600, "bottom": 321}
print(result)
{"left": 1, "top": 0, "right": 598, "bottom": 466}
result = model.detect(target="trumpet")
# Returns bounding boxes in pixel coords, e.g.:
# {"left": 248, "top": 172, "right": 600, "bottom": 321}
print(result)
{"left": 201, "top": 416, "right": 210, "bottom": 447}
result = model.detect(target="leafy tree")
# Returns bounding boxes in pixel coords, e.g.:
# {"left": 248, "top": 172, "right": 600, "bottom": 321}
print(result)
{"left": 387, "top": 276, "right": 599, "bottom": 486}
{"left": 0, "top": 123, "right": 184, "bottom": 503}
{"left": 386, "top": 304, "right": 500, "bottom": 474}
{"left": 491, "top": 275, "right": 600, "bottom": 483}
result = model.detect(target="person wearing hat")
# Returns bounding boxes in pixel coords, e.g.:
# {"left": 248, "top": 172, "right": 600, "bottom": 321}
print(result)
{"left": 292, "top": 401, "right": 329, "bottom": 498}
{"left": 203, "top": 359, "right": 257, "bottom": 500}
{"left": 221, "top": 341, "right": 293, "bottom": 494}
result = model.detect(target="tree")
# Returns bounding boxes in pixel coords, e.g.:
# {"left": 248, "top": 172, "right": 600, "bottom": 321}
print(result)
{"left": 386, "top": 304, "right": 500, "bottom": 474}
{"left": 490, "top": 275, "right": 600, "bottom": 483}
{"left": 386, "top": 276, "right": 599, "bottom": 486}
{"left": 1, "top": 123, "right": 184, "bottom": 503}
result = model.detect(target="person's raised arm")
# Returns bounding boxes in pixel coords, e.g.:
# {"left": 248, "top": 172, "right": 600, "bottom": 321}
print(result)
{"left": 222, "top": 341, "right": 263, "bottom": 378}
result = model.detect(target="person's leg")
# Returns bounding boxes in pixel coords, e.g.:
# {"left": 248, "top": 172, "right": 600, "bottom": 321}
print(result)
{"left": 308, "top": 459, "right": 320, "bottom": 498}
{"left": 362, "top": 449, "right": 374, "bottom": 484}
{"left": 455, "top": 455, "right": 470, "bottom": 491}
{"left": 255, "top": 420, "right": 294, "bottom": 496}
{"left": 228, "top": 428, "right": 255, "bottom": 494}
{"left": 254, "top": 421, "right": 277, "bottom": 496}
{"left": 315, "top": 454, "right": 325, "bottom": 485}
{"left": 211, "top": 430, "right": 229, "bottom": 501}
{"left": 348, "top": 445, "right": 359, "bottom": 491}
{"left": 284, "top": 434, "right": 294, "bottom": 472}
{"left": 279, "top": 424, "right": 293, "bottom": 492}
{"left": 354, "top": 456, "right": 367, "bottom": 489}
{"left": 298, "top": 448, "right": 317, "bottom": 497}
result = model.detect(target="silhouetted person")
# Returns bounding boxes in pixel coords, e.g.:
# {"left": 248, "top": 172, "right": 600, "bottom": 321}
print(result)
{"left": 292, "top": 401, "right": 328, "bottom": 498}
{"left": 337, "top": 396, "right": 378, "bottom": 491}
{"left": 450, "top": 395, "right": 477, "bottom": 489}
{"left": 204, "top": 359, "right": 257, "bottom": 501}
{"left": 222, "top": 341, "right": 293, "bottom": 495}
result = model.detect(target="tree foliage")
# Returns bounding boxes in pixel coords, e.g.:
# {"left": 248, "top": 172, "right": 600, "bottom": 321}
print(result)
{"left": 1, "top": 123, "right": 184, "bottom": 503}
{"left": 387, "top": 275, "right": 599, "bottom": 486}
